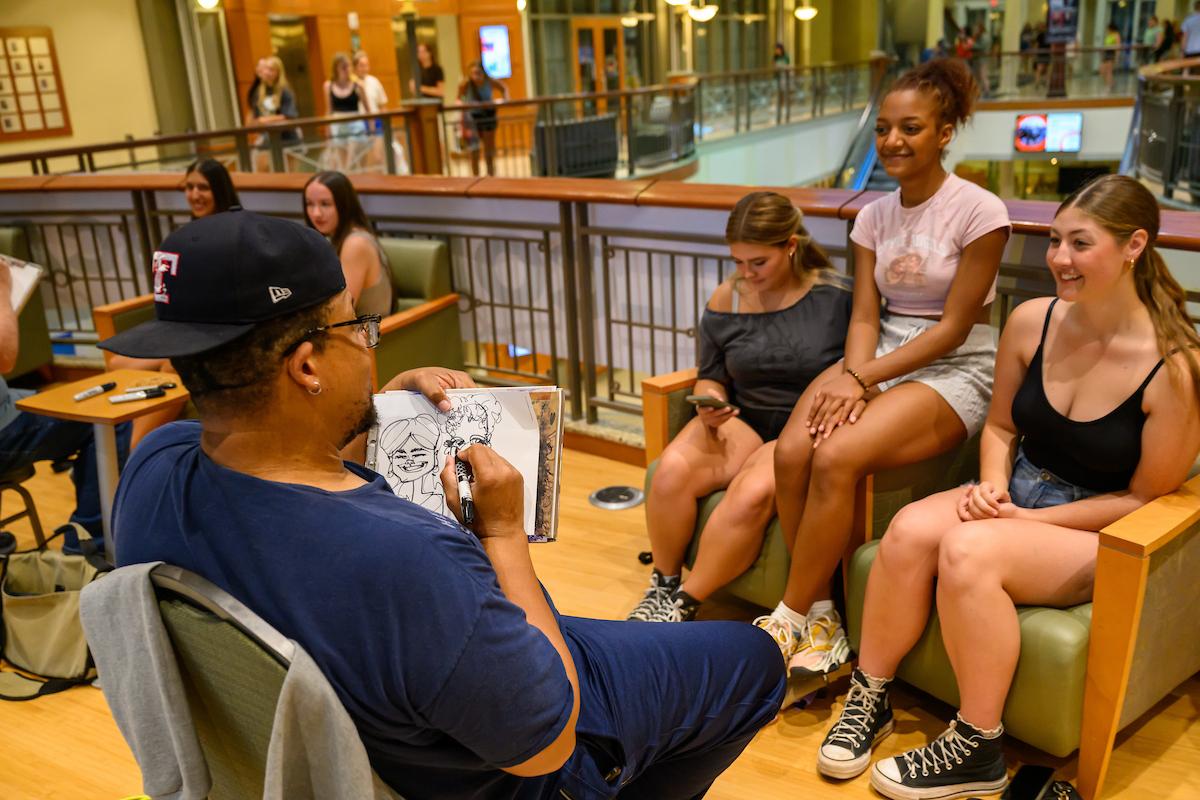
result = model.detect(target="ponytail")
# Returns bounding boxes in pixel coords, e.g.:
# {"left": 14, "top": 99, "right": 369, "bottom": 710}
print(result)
{"left": 1134, "top": 245, "right": 1200, "bottom": 399}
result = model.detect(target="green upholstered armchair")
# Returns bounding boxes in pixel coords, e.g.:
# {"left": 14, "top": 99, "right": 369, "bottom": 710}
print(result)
{"left": 640, "top": 367, "right": 979, "bottom": 610}
{"left": 846, "top": 475, "right": 1200, "bottom": 800}
{"left": 0, "top": 226, "right": 53, "bottom": 381}
{"left": 93, "top": 294, "right": 156, "bottom": 368}
{"left": 373, "top": 237, "right": 463, "bottom": 388}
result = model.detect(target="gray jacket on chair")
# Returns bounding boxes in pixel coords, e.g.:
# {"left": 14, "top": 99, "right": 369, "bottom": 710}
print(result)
{"left": 79, "top": 562, "right": 397, "bottom": 800}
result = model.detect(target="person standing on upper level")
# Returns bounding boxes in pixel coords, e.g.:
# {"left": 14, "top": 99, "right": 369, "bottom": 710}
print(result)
{"left": 1180, "top": 1, "right": 1200, "bottom": 56}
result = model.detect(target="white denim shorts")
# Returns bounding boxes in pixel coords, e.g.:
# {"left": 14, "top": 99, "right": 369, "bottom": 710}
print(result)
{"left": 875, "top": 312, "right": 996, "bottom": 437}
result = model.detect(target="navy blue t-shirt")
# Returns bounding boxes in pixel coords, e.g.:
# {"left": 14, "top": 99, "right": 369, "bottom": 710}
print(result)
{"left": 114, "top": 421, "right": 575, "bottom": 798}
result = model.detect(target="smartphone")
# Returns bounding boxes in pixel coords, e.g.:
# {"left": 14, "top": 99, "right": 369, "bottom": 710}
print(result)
{"left": 685, "top": 394, "right": 738, "bottom": 411}
{"left": 1001, "top": 765, "right": 1055, "bottom": 800}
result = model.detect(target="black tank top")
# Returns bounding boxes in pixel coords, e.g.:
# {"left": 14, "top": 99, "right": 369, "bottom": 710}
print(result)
{"left": 1011, "top": 299, "right": 1165, "bottom": 492}
{"left": 330, "top": 84, "right": 359, "bottom": 113}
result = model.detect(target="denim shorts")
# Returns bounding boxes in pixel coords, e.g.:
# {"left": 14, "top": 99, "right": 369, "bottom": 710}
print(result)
{"left": 1009, "top": 447, "right": 1100, "bottom": 509}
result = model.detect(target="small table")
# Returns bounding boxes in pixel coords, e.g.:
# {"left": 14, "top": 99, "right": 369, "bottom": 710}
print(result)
{"left": 15, "top": 369, "right": 190, "bottom": 556}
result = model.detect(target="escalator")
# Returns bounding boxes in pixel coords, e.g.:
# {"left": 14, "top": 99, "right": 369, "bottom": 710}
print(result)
{"left": 832, "top": 69, "right": 899, "bottom": 194}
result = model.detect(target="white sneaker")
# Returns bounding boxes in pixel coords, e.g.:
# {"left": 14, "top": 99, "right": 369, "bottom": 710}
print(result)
{"left": 752, "top": 612, "right": 806, "bottom": 662}
{"left": 787, "top": 610, "right": 851, "bottom": 681}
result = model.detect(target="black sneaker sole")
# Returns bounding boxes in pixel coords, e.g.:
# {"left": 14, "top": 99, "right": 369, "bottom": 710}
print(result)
{"left": 869, "top": 768, "right": 1008, "bottom": 800}
{"left": 817, "top": 717, "right": 894, "bottom": 779}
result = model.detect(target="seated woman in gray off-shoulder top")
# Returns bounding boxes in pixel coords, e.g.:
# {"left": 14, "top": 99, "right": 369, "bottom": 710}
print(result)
{"left": 627, "top": 191, "right": 853, "bottom": 624}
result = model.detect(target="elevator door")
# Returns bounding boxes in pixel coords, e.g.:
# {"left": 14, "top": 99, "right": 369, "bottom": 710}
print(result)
{"left": 268, "top": 16, "right": 315, "bottom": 120}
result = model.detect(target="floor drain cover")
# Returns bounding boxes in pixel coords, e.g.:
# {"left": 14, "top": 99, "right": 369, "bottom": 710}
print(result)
{"left": 588, "top": 485, "right": 644, "bottom": 510}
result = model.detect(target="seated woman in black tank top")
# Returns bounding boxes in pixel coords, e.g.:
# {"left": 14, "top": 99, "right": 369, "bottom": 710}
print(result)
{"left": 816, "top": 175, "right": 1200, "bottom": 800}
{"left": 626, "top": 192, "right": 853, "bottom": 624}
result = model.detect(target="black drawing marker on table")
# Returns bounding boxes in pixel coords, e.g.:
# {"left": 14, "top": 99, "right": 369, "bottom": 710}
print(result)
{"left": 73, "top": 381, "right": 116, "bottom": 402}
{"left": 108, "top": 386, "right": 169, "bottom": 404}
{"left": 455, "top": 452, "right": 475, "bottom": 525}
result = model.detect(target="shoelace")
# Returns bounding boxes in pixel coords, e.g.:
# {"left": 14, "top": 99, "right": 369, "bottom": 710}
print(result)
{"left": 628, "top": 577, "right": 672, "bottom": 621}
{"left": 752, "top": 614, "right": 803, "bottom": 655}
{"left": 649, "top": 596, "right": 689, "bottom": 623}
{"left": 825, "top": 679, "right": 885, "bottom": 748}
{"left": 901, "top": 722, "right": 977, "bottom": 778}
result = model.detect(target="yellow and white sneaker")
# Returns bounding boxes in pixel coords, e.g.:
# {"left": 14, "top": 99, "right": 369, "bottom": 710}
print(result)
{"left": 788, "top": 610, "right": 852, "bottom": 682}
{"left": 752, "top": 612, "right": 806, "bottom": 662}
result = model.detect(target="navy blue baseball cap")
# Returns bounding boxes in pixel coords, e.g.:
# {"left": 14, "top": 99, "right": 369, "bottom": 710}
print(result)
{"left": 99, "top": 208, "right": 346, "bottom": 358}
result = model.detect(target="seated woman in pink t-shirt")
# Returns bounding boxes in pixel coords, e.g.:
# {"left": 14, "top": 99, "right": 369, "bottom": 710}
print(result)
{"left": 756, "top": 59, "right": 1012, "bottom": 683}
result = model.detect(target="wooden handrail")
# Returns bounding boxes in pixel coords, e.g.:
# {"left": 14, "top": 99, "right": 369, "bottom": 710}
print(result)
{"left": 4, "top": 172, "right": 1200, "bottom": 253}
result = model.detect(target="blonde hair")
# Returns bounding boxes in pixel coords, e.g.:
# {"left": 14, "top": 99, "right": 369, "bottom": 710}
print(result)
{"left": 255, "top": 55, "right": 290, "bottom": 109}
{"left": 1057, "top": 174, "right": 1200, "bottom": 399}
{"left": 331, "top": 52, "right": 353, "bottom": 82}
{"left": 725, "top": 191, "right": 834, "bottom": 285}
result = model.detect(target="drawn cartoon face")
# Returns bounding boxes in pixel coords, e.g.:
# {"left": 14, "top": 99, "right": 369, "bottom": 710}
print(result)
{"left": 389, "top": 435, "right": 437, "bottom": 481}
{"left": 443, "top": 417, "right": 491, "bottom": 454}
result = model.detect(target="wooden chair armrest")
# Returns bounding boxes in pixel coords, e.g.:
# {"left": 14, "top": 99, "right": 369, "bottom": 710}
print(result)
{"left": 642, "top": 367, "right": 699, "bottom": 396}
{"left": 379, "top": 293, "right": 459, "bottom": 335}
{"left": 93, "top": 294, "right": 154, "bottom": 341}
{"left": 372, "top": 293, "right": 460, "bottom": 390}
{"left": 641, "top": 367, "right": 698, "bottom": 466}
{"left": 93, "top": 294, "right": 153, "bottom": 368}
{"left": 1076, "top": 473, "right": 1200, "bottom": 800}
{"left": 1097, "top": 474, "right": 1200, "bottom": 557}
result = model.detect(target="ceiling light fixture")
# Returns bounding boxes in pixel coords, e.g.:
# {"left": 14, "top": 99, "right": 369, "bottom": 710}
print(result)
{"left": 794, "top": 6, "right": 818, "bottom": 21}
{"left": 688, "top": 3, "right": 719, "bottom": 22}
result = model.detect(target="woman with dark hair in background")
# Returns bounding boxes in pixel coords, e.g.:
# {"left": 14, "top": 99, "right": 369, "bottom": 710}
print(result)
{"left": 183, "top": 158, "right": 240, "bottom": 219}
{"left": 411, "top": 43, "right": 446, "bottom": 100}
{"left": 109, "top": 158, "right": 242, "bottom": 446}
{"left": 627, "top": 192, "right": 852, "bottom": 624}
{"left": 457, "top": 61, "right": 509, "bottom": 176}
{"left": 764, "top": 59, "right": 1010, "bottom": 688}
{"left": 817, "top": 175, "right": 1200, "bottom": 799}
{"left": 303, "top": 170, "right": 393, "bottom": 317}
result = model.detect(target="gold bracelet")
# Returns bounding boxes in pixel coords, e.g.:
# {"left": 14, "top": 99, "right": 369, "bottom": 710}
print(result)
{"left": 846, "top": 367, "right": 870, "bottom": 391}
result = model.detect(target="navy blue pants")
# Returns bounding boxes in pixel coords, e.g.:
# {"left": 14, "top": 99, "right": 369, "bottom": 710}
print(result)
{"left": 543, "top": 617, "right": 785, "bottom": 800}
{"left": 0, "top": 410, "right": 130, "bottom": 544}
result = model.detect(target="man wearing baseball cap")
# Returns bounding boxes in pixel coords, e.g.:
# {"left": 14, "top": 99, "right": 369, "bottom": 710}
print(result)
{"left": 105, "top": 209, "right": 784, "bottom": 799}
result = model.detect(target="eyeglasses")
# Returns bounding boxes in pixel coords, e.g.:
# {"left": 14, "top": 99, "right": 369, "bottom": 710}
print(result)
{"left": 285, "top": 313, "right": 381, "bottom": 353}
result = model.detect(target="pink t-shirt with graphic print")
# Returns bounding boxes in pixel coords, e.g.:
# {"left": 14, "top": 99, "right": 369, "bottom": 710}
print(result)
{"left": 849, "top": 173, "right": 1011, "bottom": 316}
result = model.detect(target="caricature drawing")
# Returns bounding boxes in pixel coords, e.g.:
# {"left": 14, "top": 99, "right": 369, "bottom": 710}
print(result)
{"left": 441, "top": 394, "right": 503, "bottom": 454}
{"left": 379, "top": 414, "right": 445, "bottom": 511}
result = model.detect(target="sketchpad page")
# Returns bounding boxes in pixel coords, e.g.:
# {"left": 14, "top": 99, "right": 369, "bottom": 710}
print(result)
{"left": 369, "top": 389, "right": 541, "bottom": 537}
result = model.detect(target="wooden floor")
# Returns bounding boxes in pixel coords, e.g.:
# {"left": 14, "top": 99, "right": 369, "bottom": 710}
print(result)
{"left": 1, "top": 449, "right": 1197, "bottom": 799}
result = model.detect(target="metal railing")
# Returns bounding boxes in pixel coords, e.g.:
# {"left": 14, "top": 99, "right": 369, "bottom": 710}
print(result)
{"left": 0, "top": 60, "right": 887, "bottom": 181}
{"left": 0, "top": 109, "right": 418, "bottom": 177}
{"left": 4, "top": 177, "right": 1197, "bottom": 430}
{"left": 1125, "top": 55, "right": 1200, "bottom": 207}
{"left": 959, "top": 45, "right": 1153, "bottom": 101}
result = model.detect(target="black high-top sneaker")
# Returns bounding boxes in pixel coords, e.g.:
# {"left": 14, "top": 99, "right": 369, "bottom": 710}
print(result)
{"left": 626, "top": 569, "right": 680, "bottom": 621}
{"left": 870, "top": 713, "right": 1008, "bottom": 800}
{"left": 817, "top": 668, "right": 894, "bottom": 779}
{"left": 652, "top": 588, "right": 701, "bottom": 622}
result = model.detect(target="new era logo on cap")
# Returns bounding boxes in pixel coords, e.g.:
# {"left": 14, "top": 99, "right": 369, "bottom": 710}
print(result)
{"left": 269, "top": 286, "right": 293, "bottom": 304}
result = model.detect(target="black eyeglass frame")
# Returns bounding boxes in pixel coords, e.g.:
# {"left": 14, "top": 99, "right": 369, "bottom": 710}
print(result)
{"left": 283, "top": 313, "right": 381, "bottom": 354}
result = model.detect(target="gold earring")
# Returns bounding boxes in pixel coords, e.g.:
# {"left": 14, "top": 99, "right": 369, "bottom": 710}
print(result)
{"left": 1125, "top": 259, "right": 1135, "bottom": 272}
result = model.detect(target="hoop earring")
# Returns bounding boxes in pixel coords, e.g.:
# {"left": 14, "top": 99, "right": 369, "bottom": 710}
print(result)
{"left": 308, "top": 381, "right": 322, "bottom": 396}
